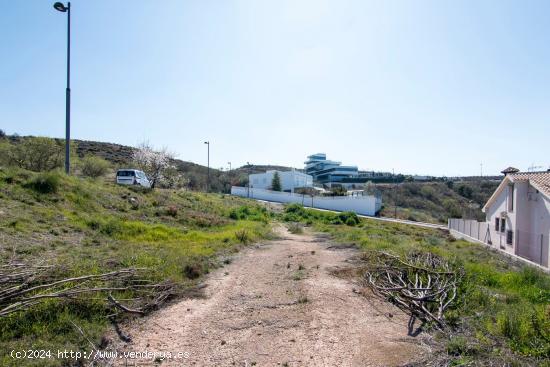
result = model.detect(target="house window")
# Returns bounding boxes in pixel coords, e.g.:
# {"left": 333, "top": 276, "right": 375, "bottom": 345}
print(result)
{"left": 495, "top": 218, "right": 500, "bottom": 231}
{"left": 500, "top": 218, "right": 506, "bottom": 233}
{"left": 506, "top": 230, "right": 513, "bottom": 245}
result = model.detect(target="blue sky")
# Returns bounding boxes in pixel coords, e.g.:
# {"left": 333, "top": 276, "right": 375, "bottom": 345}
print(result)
{"left": 1, "top": 0, "right": 549, "bottom": 176}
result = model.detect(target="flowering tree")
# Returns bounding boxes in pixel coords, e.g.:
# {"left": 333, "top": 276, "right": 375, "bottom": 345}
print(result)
{"left": 133, "top": 142, "right": 174, "bottom": 188}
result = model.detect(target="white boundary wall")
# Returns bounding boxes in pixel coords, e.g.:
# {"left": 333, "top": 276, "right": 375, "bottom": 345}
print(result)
{"left": 231, "top": 186, "right": 381, "bottom": 216}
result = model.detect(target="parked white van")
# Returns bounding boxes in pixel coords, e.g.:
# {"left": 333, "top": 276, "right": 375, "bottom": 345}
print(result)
{"left": 116, "top": 169, "right": 151, "bottom": 188}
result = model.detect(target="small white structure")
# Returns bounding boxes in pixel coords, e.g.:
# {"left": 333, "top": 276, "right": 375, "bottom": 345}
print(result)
{"left": 231, "top": 186, "right": 382, "bottom": 216}
{"left": 481, "top": 168, "right": 550, "bottom": 267}
{"left": 249, "top": 170, "right": 313, "bottom": 193}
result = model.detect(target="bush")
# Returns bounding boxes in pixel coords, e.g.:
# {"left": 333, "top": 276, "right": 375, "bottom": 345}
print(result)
{"left": 287, "top": 222, "right": 303, "bottom": 234}
{"left": 235, "top": 229, "right": 250, "bottom": 244}
{"left": 183, "top": 264, "right": 201, "bottom": 280}
{"left": 0, "top": 141, "right": 11, "bottom": 166}
{"left": 444, "top": 199, "right": 463, "bottom": 218}
{"left": 8, "top": 137, "right": 65, "bottom": 172}
{"left": 337, "top": 211, "right": 360, "bottom": 226}
{"left": 166, "top": 205, "right": 178, "bottom": 217}
{"left": 457, "top": 184, "right": 473, "bottom": 199}
{"left": 80, "top": 156, "right": 110, "bottom": 178}
{"left": 24, "top": 172, "right": 61, "bottom": 194}
{"left": 228, "top": 206, "right": 269, "bottom": 222}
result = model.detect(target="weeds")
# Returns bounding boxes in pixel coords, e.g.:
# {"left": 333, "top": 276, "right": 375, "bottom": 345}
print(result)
{"left": 23, "top": 172, "right": 60, "bottom": 194}
{"left": 287, "top": 222, "right": 303, "bottom": 234}
{"left": 235, "top": 229, "right": 250, "bottom": 244}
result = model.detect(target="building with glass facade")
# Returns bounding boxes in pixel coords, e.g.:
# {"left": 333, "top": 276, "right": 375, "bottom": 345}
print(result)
{"left": 304, "top": 153, "right": 361, "bottom": 187}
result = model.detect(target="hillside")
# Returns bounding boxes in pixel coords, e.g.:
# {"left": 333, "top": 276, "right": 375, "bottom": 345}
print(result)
{"left": 76, "top": 139, "right": 297, "bottom": 192}
{"left": 4, "top": 136, "right": 295, "bottom": 193}
{"left": 376, "top": 180, "right": 500, "bottom": 224}
{"left": 0, "top": 167, "right": 274, "bottom": 365}
{"left": 0, "top": 147, "right": 547, "bottom": 366}
{"left": 2, "top": 135, "right": 501, "bottom": 224}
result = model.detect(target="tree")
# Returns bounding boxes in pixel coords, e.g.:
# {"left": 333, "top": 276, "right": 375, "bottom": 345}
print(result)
{"left": 271, "top": 171, "right": 282, "bottom": 191}
{"left": 363, "top": 181, "right": 378, "bottom": 196}
{"left": 133, "top": 142, "right": 174, "bottom": 188}
{"left": 330, "top": 186, "right": 347, "bottom": 196}
{"left": 162, "top": 166, "right": 189, "bottom": 189}
{"left": 8, "top": 137, "right": 65, "bottom": 172}
{"left": 457, "top": 184, "right": 473, "bottom": 199}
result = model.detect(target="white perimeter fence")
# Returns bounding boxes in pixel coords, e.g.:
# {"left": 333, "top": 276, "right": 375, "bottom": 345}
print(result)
{"left": 231, "top": 186, "right": 382, "bottom": 217}
{"left": 449, "top": 218, "right": 549, "bottom": 269}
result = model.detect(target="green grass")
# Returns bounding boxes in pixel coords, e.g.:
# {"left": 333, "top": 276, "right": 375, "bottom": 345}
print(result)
{"left": 0, "top": 166, "right": 547, "bottom": 366}
{"left": 282, "top": 205, "right": 550, "bottom": 366}
{"left": 0, "top": 168, "right": 274, "bottom": 366}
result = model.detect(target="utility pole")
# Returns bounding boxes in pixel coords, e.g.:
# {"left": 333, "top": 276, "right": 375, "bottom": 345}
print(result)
{"left": 480, "top": 163, "right": 483, "bottom": 178}
{"left": 53, "top": 2, "right": 71, "bottom": 174}
{"left": 228, "top": 162, "right": 231, "bottom": 172}
{"left": 204, "top": 141, "right": 210, "bottom": 192}
{"left": 393, "top": 168, "right": 397, "bottom": 219}
{"left": 247, "top": 162, "right": 252, "bottom": 198}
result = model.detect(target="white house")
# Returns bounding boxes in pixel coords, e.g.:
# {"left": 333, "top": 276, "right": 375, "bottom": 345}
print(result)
{"left": 482, "top": 167, "right": 550, "bottom": 267}
{"left": 249, "top": 170, "right": 313, "bottom": 193}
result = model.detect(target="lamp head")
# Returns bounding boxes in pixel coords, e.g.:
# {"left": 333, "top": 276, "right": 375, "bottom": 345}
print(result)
{"left": 53, "top": 2, "right": 68, "bottom": 12}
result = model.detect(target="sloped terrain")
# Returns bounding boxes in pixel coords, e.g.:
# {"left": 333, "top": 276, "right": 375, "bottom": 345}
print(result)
{"left": 0, "top": 167, "right": 273, "bottom": 366}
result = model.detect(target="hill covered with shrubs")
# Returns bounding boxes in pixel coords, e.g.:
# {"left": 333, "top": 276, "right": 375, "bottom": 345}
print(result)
{"left": 376, "top": 179, "right": 500, "bottom": 223}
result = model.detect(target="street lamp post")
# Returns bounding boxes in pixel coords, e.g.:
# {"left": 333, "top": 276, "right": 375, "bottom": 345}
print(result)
{"left": 53, "top": 2, "right": 71, "bottom": 174}
{"left": 247, "top": 162, "right": 252, "bottom": 198}
{"left": 204, "top": 141, "right": 210, "bottom": 192}
{"left": 393, "top": 168, "right": 397, "bottom": 218}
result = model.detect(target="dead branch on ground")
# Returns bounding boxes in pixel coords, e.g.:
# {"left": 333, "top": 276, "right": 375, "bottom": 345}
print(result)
{"left": 362, "top": 251, "right": 463, "bottom": 328}
{"left": 0, "top": 262, "right": 176, "bottom": 317}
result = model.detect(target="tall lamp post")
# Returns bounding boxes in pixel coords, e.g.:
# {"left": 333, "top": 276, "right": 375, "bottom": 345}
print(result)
{"left": 393, "top": 168, "right": 397, "bottom": 218}
{"left": 53, "top": 2, "right": 71, "bottom": 174}
{"left": 204, "top": 141, "right": 210, "bottom": 192}
{"left": 247, "top": 162, "right": 252, "bottom": 198}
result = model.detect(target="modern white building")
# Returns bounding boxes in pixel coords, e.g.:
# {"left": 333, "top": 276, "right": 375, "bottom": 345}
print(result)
{"left": 482, "top": 168, "right": 550, "bottom": 267}
{"left": 249, "top": 170, "right": 313, "bottom": 193}
{"left": 304, "top": 153, "right": 360, "bottom": 188}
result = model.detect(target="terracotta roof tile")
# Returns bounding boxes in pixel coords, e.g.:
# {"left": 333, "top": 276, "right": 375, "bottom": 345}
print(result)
{"left": 510, "top": 172, "right": 550, "bottom": 198}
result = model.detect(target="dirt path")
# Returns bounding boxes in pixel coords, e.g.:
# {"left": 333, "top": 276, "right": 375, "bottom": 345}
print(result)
{"left": 111, "top": 226, "right": 425, "bottom": 366}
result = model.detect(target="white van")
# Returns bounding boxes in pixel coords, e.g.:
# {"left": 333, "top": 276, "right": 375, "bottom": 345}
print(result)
{"left": 116, "top": 169, "right": 151, "bottom": 188}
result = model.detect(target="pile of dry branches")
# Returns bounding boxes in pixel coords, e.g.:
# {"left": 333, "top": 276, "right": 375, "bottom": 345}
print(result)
{"left": 363, "top": 251, "right": 463, "bottom": 328}
{"left": 0, "top": 262, "right": 174, "bottom": 318}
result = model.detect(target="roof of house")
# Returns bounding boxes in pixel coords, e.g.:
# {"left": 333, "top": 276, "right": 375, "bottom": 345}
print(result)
{"left": 483, "top": 171, "right": 550, "bottom": 212}
{"left": 510, "top": 171, "right": 550, "bottom": 197}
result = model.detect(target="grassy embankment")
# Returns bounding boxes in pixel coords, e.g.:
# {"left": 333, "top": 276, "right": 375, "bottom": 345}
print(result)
{"left": 0, "top": 168, "right": 273, "bottom": 366}
{"left": 283, "top": 204, "right": 550, "bottom": 366}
